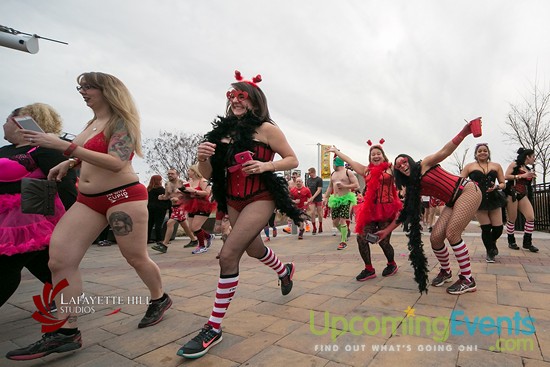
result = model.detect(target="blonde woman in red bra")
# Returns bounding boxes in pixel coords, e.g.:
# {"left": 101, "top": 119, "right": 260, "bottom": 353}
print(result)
{"left": 8, "top": 72, "right": 171, "bottom": 361}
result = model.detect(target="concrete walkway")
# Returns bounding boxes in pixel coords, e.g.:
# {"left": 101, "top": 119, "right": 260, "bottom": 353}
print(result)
{"left": 1, "top": 221, "right": 550, "bottom": 367}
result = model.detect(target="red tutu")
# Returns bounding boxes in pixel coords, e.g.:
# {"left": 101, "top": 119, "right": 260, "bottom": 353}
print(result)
{"left": 354, "top": 162, "right": 402, "bottom": 234}
{"left": 183, "top": 197, "right": 215, "bottom": 214}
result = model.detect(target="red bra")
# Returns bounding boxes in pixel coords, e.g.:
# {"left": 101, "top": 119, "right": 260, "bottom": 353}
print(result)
{"left": 83, "top": 131, "right": 134, "bottom": 160}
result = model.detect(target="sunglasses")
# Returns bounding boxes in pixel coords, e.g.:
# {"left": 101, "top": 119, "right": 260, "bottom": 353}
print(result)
{"left": 226, "top": 90, "right": 249, "bottom": 101}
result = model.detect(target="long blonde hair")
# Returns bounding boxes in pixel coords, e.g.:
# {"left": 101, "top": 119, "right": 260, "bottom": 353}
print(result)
{"left": 188, "top": 164, "right": 203, "bottom": 179}
{"left": 77, "top": 72, "right": 143, "bottom": 157}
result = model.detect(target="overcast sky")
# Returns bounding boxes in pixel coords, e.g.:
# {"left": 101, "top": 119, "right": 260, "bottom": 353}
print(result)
{"left": 2, "top": 0, "right": 549, "bottom": 181}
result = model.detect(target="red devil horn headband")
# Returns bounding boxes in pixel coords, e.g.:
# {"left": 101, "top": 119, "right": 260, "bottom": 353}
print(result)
{"left": 366, "top": 138, "right": 385, "bottom": 147}
{"left": 234, "top": 70, "right": 262, "bottom": 87}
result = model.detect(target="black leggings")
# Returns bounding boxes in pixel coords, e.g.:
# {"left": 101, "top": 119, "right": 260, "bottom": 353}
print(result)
{"left": 357, "top": 221, "right": 395, "bottom": 266}
{"left": 0, "top": 249, "right": 52, "bottom": 307}
{"left": 148, "top": 207, "right": 167, "bottom": 241}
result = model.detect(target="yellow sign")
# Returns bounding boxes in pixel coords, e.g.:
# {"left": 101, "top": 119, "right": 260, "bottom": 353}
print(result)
{"left": 320, "top": 144, "right": 332, "bottom": 179}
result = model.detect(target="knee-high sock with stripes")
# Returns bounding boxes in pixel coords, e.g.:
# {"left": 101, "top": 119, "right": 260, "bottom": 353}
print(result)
{"left": 451, "top": 240, "right": 472, "bottom": 279}
{"left": 207, "top": 273, "right": 239, "bottom": 332}
{"left": 433, "top": 246, "right": 451, "bottom": 272}
{"left": 506, "top": 220, "right": 515, "bottom": 235}
{"left": 259, "top": 247, "right": 287, "bottom": 278}
{"left": 524, "top": 220, "right": 534, "bottom": 235}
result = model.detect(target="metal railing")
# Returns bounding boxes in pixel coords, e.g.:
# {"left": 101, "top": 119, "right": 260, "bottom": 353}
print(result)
{"left": 533, "top": 183, "right": 550, "bottom": 232}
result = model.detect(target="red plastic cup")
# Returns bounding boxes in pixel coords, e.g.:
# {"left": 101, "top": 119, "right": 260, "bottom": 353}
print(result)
{"left": 470, "top": 117, "right": 482, "bottom": 138}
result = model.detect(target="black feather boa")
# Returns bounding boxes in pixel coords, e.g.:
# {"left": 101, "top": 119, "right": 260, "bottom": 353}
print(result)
{"left": 396, "top": 161, "right": 429, "bottom": 294}
{"left": 204, "top": 111, "right": 304, "bottom": 224}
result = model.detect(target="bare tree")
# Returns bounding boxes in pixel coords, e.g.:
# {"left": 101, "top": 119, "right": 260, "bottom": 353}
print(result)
{"left": 450, "top": 147, "right": 470, "bottom": 175}
{"left": 143, "top": 131, "right": 203, "bottom": 176}
{"left": 504, "top": 81, "right": 550, "bottom": 184}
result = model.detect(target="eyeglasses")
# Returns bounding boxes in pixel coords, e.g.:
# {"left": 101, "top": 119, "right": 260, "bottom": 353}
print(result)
{"left": 76, "top": 84, "right": 96, "bottom": 92}
{"left": 226, "top": 90, "right": 248, "bottom": 101}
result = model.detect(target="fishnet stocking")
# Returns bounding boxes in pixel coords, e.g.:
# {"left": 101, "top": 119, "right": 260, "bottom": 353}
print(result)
{"left": 357, "top": 221, "right": 395, "bottom": 266}
{"left": 429, "top": 183, "right": 481, "bottom": 248}
{"left": 221, "top": 200, "right": 277, "bottom": 275}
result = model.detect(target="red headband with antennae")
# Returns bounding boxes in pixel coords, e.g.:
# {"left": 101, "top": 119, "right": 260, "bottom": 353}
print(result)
{"left": 366, "top": 138, "right": 385, "bottom": 147}
{"left": 234, "top": 70, "right": 262, "bottom": 87}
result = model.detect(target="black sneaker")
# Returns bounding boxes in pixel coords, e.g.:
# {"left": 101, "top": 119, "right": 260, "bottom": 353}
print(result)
{"left": 356, "top": 268, "right": 376, "bottom": 281}
{"left": 508, "top": 243, "right": 520, "bottom": 250}
{"left": 151, "top": 243, "right": 168, "bottom": 253}
{"left": 523, "top": 245, "right": 539, "bottom": 253}
{"left": 177, "top": 324, "right": 223, "bottom": 359}
{"left": 431, "top": 269, "right": 452, "bottom": 287}
{"left": 279, "top": 263, "right": 295, "bottom": 295}
{"left": 205, "top": 234, "right": 213, "bottom": 248}
{"left": 485, "top": 251, "right": 495, "bottom": 263}
{"left": 6, "top": 331, "right": 82, "bottom": 361}
{"left": 138, "top": 294, "right": 172, "bottom": 328}
{"left": 446, "top": 275, "right": 477, "bottom": 295}
{"left": 382, "top": 264, "right": 398, "bottom": 277}
{"left": 184, "top": 239, "right": 198, "bottom": 248}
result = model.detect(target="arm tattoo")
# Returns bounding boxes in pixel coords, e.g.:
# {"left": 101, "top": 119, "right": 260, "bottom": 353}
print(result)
{"left": 108, "top": 211, "right": 133, "bottom": 236}
{"left": 109, "top": 120, "right": 135, "bottom": 161}
{"left": 68, "top": 316, "right": 78, "bottom": 323}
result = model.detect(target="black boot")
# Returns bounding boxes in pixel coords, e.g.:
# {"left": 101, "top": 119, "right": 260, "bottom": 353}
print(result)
{"left": 523, "top": 233, "right": 539, "bottom": 252}
{"left": 508, "top": 234, "right": 520, "bottom": 250}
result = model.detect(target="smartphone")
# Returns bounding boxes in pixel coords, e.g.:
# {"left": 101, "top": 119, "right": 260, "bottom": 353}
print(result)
{"left": 13, "top": 115, "right": 45, "bottom": 133}
{"left": 234, "top": 151, "right": 253, "bottom": 164}
{"left": 366, "top": 233, "right": 379, "bottom": 243}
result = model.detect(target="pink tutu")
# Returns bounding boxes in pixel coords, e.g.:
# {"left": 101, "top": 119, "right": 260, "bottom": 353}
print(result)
{"left": 0, "top": 193, "right": 66, "bottom": 256}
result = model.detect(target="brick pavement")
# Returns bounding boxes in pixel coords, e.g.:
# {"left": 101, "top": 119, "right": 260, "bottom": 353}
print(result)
{"left": 1, "top": 221, "right": 550, "bottom": 367}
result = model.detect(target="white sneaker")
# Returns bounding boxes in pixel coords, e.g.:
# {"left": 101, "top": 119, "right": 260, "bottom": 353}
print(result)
{"left": 192, "top": 246, "right": 208, "bottom": 254}
{"left": 206, "top": 234, "right": 213, "bottom": 248}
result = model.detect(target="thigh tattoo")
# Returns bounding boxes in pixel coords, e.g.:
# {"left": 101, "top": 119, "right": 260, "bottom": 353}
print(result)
{"left": 109, "top": 211, "right": 133, "bottom": 236}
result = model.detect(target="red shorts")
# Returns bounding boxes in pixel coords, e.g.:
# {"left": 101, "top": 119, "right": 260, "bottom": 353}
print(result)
{"left": 77, "top": 182, "right": 147, "bottom": 215}
{"left": 170, "top": 205, "right": 187, "bottom": 222}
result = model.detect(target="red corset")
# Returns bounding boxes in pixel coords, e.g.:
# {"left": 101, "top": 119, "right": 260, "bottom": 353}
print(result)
{"left": 227, "top": 141, "right": 275, "bottom": 200}
{"left": 420, "top": 165, "right": 461, "bottom": 204}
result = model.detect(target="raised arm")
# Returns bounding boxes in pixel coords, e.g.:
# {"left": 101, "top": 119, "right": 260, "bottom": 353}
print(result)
{"left": 422, "top": 118, "right": 479, "bottom": 171}
{"left": 327, "top": 146, "right": 367, "bottom": 175}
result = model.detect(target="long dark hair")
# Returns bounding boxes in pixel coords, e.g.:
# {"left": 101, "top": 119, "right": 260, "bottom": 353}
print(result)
{"left": 225, "top": 82, "right": 272, "bottom": 123}
{"left": 513, "top": 147, "right": 535, "bottom": 174}
{"left": 393, "top": 154, "right": 429, "bottom": 293}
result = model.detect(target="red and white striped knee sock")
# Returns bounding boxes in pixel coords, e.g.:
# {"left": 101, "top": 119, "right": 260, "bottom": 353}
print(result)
{"left": 207, "top": 274, "right": 239, "bottom": 332}
{"left": 524, "top": 220, "right": 534, "bottom": 235}
{"left": 259, "top": 247, "right": 287, "bottom": 277}
{"left": 451, "top": 240, "right": 472, "bottom": 279}
{"left": 433, "top": 246, "right": 451, "bottom": 272}
{"left": 506, "top": 221, "right": 515, "bottom": 235}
